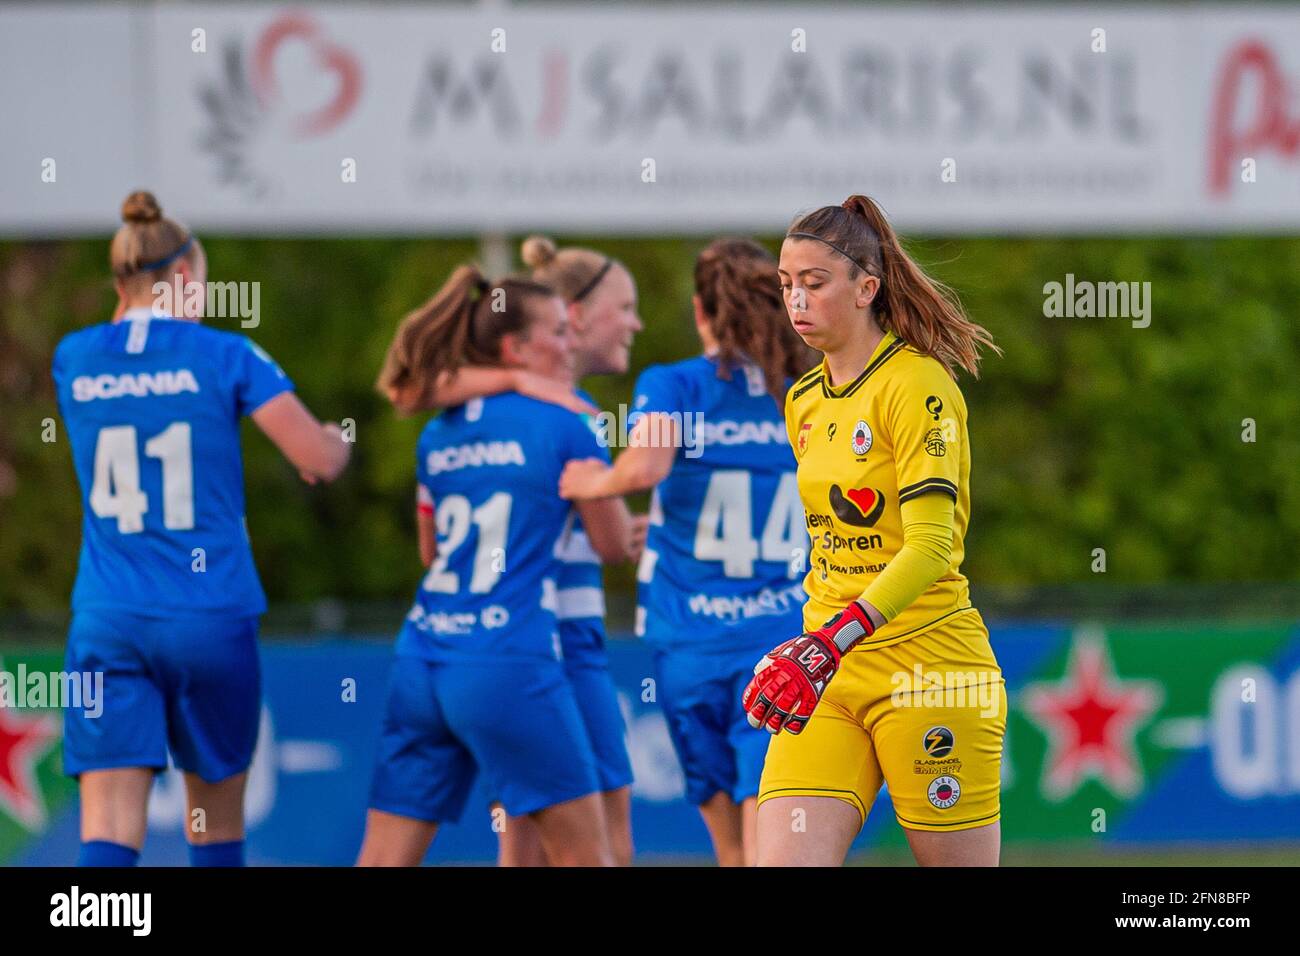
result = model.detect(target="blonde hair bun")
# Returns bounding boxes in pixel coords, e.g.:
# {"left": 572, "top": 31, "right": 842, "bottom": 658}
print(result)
{"left": 520, "top": 235, "right": 558, "bottom": 269}
{"left": 121, "top": 191, "right": 162, "bottom": 224}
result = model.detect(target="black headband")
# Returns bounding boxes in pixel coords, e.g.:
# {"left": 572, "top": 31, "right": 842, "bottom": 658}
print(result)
{"left": 572, "top": 258, "right": 614, "bottom": 302}
{"left": 786, "top": 232, "right": 869, "bottom": 273}
{"left": 133, "top": 234, "right": 194, "bottom": 274}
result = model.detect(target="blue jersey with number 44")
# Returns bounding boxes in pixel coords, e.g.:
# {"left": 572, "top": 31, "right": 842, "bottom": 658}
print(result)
{"left": 52, "top": 312, "right": 295, "bottom": 618}
{"left": 633, "top": 356, "right": 809, "bottom": 651}
{"left": 397, "top": 393, "right": 604, "bottom": 663}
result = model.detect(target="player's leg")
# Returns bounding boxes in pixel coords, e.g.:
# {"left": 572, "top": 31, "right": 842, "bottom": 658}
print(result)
{"left": 63, "top": 610, "right": 169, "bottom": 865}
{"left": 653, "top": 648, "right": 745, "bottom": 865}
{"left": 564, "top": 657, "right": 635, "bottom": 865}
{"left": 904, "top": 820, "right": 1001, "bottom": 866}
{"left": 78, "top": 768, "right": 153, "bottom": 851}
{"left": 530, "top": 792, "right": 613, "bottom": 866}
{"left": 159, "top": 615, "right": 262, "bottom": 865}
{"left": 696, "top": 792, "right": 745, "bottom": 866}
{"left": 741, "top": 797, "right": 759, "bottom": 867}
{"left": 754, "top": 655, "right": 882, "bottom": 866}
{"left": 755, "top": 795, "right": 862, "bottom": 865}
{"left": 182, "top": 771, "right": 248, "bottom": 863}
{"left": 495, "top": 791, "right": 626, "bottom": 867}
{"left": 357, "top": 810, "right": 440, "bottom": 866}
{"left": 495, "top": 804, "right": 548, "bottom": 867}
{"left": 361, "top": 657, "right": 476, "bottom": 866}
{"left": 446, "top": 658, "right": 612, "bottom": 866}
{"left": 867, "top": 613, "right": 1007, "bottom": 868}
{"left": 601, "top": 786, "right": 633, "bottom": 866}
{"left": 498, "top": 794, "right": 629, "bottom": 868}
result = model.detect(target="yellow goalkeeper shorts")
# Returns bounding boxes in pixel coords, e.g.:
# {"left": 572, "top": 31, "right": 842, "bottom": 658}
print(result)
{"left": 757, "top": 608, "right": 1006, "bottom": 833}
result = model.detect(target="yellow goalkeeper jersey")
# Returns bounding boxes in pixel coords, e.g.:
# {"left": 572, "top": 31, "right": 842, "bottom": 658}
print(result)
{"left": 786, "top": 330, "right": 975, "bottom": 649}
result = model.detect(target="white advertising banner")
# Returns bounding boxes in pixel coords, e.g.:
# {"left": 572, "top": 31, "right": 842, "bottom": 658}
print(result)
{"left": 1, "top": 3, "right": 1298, "bottom": 235}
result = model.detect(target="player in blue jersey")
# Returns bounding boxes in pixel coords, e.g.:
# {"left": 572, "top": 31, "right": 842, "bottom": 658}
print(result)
{"left": 358, "top": 264, "right": 633, "bottom": 866}
{"left": 51, "top": 191, "right": 352, "bottom": 867}
{"left": 382, "top": 236, "right": 642, "bottom": 866}
{"left": 560, "top": 238, "right": 816, "bottom": 865}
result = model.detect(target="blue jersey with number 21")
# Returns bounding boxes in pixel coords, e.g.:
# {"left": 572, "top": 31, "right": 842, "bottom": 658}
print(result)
{"left": 52, "top": 311, "right": 294, "bottom": 618}
{"left": 397, "top": 393, "right": 604, "bottom": 663}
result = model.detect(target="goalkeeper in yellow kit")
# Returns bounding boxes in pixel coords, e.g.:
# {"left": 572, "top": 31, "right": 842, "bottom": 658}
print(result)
{"left": 743, "top": 195, "right": 1007, "bottom": 866}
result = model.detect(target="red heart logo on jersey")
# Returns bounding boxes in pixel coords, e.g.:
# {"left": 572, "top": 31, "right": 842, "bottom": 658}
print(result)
{"left": 252, "top": 13, "right": 362, "bottom": 138}
{"left": 829, "top": 485, "right": 886, "bottom": 527}
{"left": 845, "top": 487, "right": 878, "bottom": 514}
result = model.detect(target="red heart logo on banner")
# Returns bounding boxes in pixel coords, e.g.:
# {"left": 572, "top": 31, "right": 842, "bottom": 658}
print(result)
{"left": 251, "top": 12, "right": 361, "bottom": 138}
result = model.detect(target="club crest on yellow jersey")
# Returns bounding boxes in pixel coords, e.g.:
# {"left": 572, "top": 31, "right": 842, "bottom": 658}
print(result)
{"left": 850, "top": 419, "right": 872, "bottom": 457}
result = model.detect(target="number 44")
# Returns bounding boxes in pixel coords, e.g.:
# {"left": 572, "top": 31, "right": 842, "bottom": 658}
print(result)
{"left": 694, "top": 471, "right": 803, "bottom": 579}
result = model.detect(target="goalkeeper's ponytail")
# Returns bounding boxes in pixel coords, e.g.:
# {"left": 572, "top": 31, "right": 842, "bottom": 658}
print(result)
{"left": 787, "top": 195, "right": 999, "bottom": 379}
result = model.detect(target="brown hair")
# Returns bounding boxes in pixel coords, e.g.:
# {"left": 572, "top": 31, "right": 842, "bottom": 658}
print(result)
{"left": 376, "top": 264, "right": 557, "bottom": 403}
{"left": 694, "top": 238, "right": 816, "bottom": 405}
{"left": 520, "top": 235, "right": 618, "bottom": 304}
{"left": 787, "top": 195, "right": 998, "bottom": 378}
{"left": 109, "top": 191, "right": 198, "bottom": 290}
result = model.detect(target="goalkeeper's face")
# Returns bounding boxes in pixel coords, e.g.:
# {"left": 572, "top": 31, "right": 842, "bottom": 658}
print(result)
{"left": 778, "top": 239, "right": 881, "bottom": 355}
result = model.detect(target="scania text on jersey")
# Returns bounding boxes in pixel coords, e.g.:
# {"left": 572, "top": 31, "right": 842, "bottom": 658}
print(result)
{"left": 426, "top": 440, "right": 526, "bottom": 476}
{"left": 71, "top": 368, "right": 200, "bottom": 402}
{"left": 694, "top": 419, "right": 787, "bottom": 447}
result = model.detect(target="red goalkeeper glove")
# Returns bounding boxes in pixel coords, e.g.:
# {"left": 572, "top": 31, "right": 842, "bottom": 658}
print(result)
{"left": 742, "top": 601, "right": 876, "bottom": 735}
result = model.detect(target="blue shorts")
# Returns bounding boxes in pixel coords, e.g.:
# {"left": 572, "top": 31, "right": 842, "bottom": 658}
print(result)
{"left": 560, "top": 621, "right": 633, "bottom": 793}
{"left": 369, "top": 655, "right": 601, "bottom": 823}
{"left": 62, "top": 609, "right": 261, "bottom": 783}
{"left": 653, "top": 642, "right": 776, "bottom": 806}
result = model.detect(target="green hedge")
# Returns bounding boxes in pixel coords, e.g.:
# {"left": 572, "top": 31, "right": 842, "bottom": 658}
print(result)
{"left": 2, "top": 234, "right": 1298, "bottom": 615}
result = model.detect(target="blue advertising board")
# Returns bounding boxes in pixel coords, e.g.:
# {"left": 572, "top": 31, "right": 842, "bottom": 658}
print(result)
{"left": 6, "top": 620, "right": 1300, "bottom": 864}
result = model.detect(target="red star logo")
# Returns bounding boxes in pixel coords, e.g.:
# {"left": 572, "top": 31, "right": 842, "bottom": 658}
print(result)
{"left": 1021, "top": 631, "right": 1163, "bottom": 802}
{"left": 0, "top": 660, "right": 62, "bottom": 830}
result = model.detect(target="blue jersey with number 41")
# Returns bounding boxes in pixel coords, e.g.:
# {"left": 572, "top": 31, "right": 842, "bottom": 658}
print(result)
{"left": 52, "top": 312, "right": 295, "bottom": 618}
{"left": 398, "top": 393, "right": 605, "bottom": 663}
{"left": 633, "top": 356, "right": 809, "bottom": 651}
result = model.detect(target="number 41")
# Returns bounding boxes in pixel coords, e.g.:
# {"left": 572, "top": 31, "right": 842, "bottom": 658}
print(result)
{"left": 90, "top": 422, "right": 194, "bottom": 533}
